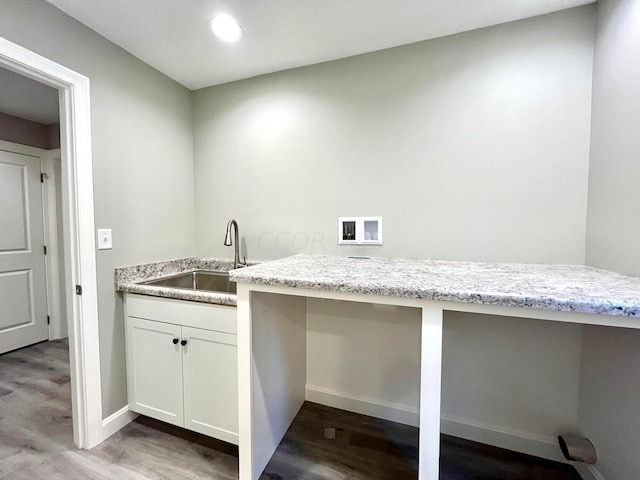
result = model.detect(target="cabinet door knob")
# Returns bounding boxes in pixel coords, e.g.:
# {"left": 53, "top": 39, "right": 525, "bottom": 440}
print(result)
{"left": 181, "top": 339, "right": 187, "bottom": 346}
{"left": 172, "top": 338, "right": 179, "bottom": 345}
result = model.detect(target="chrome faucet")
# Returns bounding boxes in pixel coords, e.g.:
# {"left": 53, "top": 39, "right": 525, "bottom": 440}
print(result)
{"left": 224, "top": 219, "right": 247, "bottom": 269}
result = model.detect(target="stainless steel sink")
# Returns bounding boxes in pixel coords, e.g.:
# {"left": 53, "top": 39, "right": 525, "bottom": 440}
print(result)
{"left": 142, "top": 271, "right": 236, "bottom": 294}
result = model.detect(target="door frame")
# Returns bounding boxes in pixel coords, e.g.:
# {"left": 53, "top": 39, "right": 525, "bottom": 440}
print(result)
{"left": 42, "top": 148, "right": 65, "bottom": 340}
{"left": 0, "top": 37, "right": 103, "bottom": 448}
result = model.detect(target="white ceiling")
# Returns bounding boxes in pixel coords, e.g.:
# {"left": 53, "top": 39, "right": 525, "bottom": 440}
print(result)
{"left": 47, "top": 0, "right": 595, "bottom": 90}
{"left": 0, "top": 67, "right": 59, "bottom": 124}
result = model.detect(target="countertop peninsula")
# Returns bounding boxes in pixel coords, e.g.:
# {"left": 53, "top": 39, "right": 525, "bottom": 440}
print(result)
{"left": 229, "top": 254, "right": 640, "bottom": 317}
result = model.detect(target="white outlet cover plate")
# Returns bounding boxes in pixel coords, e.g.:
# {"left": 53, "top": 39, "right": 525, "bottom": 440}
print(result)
{"left": 338, "top": 216, "right": 382, "bottom": 245}
{"left": 97, "top": 228, "right": 112, "bottom": 250}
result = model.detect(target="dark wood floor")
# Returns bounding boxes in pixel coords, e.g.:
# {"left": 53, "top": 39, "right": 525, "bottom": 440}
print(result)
{"left": 0, "top": 340, "right": 582, "bottom": 479}
{"left": 261, "top": 402, "right": 582, "bottom": 480}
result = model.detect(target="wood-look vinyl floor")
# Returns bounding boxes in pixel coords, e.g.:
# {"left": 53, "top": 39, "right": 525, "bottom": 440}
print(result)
{"left": 261, "top": 402, "right": 582, "bottom": 480}
{"left": 0, "top": 339, "right": 238, "bottom": 480}
{"left": 0, "top": 340, "right": 582, "bottom": 480}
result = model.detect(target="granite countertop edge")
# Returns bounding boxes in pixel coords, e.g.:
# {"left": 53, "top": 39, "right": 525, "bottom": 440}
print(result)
{"left": 120, "top": 283, "right": 238, "bottom": 307}
{"left": 228, "top": 255, "right": 640, "bottom": 318}
{"left": 226, "top": 275, "right": 634, "bottom": 316}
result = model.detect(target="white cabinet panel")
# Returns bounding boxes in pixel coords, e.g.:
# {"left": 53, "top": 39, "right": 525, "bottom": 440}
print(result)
{"left": 126, "top": 294, "right": 236, "bottom": 334}
{"left": 183, "top": 326, "right": 238, "bottom": 444}
{"left": 126, "top": 316, "right": 184, "bottom": 426}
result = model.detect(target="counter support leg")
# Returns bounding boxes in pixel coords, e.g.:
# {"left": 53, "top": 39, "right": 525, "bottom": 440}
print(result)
{"left": 237, "top": 287, "right": 307, "bottom": 480}
{"left": 237, "top": 286, "right": 255, "bottom": 480}
{"left": 419, "top": 305, "right": 444, "bottom": 480}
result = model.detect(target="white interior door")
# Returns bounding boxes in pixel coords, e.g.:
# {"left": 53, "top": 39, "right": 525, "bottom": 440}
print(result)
{"left": 0, "top": 149, "right": 48, "bottom": 354}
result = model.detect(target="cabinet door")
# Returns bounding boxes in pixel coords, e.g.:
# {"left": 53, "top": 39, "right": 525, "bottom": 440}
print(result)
{"left": 126, "top": 316, "right": 184, "bottom": 427}
{"left": 182, "top": 326, "right": 238, "bottom": 444}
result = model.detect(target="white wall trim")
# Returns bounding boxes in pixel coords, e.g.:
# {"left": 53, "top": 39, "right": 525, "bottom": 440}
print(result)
{"left": 306, "top": 385, "right": 420, "bottom": 427}
{"left": 305, "top": 386, "right": 585, "bottom": 467}
{"left": 574, "top": 463, "right": 606, "bottom": 480}
{"left": 0, "top": 37, "right": 103, "bottom": 448}
{"left": 0, "top": 139, "right": 46, "bottom": 156}
{"left": 101, "top": 405, "right": 138, "bottom": 441}
{"left": 440, "top": 414, "right": 566, "bottom": 463}
{"left": 42, "top": 149, "right": 65, "bottom": 340}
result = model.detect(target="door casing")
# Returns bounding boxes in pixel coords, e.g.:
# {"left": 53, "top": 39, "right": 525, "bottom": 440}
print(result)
{"left": 0, "top": 37, "right": 103, "bottom": 449}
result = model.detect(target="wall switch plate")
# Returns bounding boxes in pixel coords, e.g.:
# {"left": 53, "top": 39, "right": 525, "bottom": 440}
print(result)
{"left": 338, "top": 217, "right": 382, "bottom": 245}
{"left": 97, "top": 229, "right": 112, "bottom": 250}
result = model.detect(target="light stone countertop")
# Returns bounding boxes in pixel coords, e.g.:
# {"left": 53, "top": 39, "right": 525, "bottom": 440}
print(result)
{"left": 115, "top": 257, "right": 238, "bottom": 306}
{"left": 229, "top": 254, "right": 640, "bottom": 317}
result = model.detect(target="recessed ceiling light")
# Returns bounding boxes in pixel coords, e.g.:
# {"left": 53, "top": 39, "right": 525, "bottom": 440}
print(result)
{"left": 210, "top": 14, "right": 243, "bottom": 43}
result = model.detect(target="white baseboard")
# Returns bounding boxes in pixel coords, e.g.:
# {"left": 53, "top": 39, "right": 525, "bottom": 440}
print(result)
{"left": 305, "top": 386, "right": 594, "bottom": 471}
{"left": 101, "top": 405, "right": 138, "bottom": 441}
{"left": 574, "top": 463, "right": 606, "bottom": 480}
{"left": 441, "top": 414, "right": 567, "bottom": 463}
{"left": 443, "top": 416, "right": 604, "bottom": 480}
{"left": 305, "top": 385, "right": 420, "bottom": 427}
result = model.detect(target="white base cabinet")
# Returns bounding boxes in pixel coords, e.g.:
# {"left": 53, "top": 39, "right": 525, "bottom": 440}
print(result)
{"left": 125, "top": 293, "right": 238, "bottom": 445}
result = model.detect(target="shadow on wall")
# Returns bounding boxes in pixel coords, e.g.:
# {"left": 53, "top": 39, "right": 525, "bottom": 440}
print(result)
{"left": 0, "top": 111, "right": 60, "bottom": 149}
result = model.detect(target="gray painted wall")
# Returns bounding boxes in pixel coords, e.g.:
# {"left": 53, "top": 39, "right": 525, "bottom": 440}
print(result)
{"left": 0, "top": 111, "right": 60, "bottom": 149}
{"left": 193, "top": 6, "right": 595, "bottom": 454}
{"left": 579, "top": 325, "right": 640, "bottom": 479}
{"left": 193, "top": 7, "right": 594, "bottom": 265}
{"left": 0, "top": 0, "right": 195, "bottom": 417}
{"left": 580, "top": 1, "right": 640, "bottom": 478}
{"left": 585, "top": 0, "right": 640, "bottom": 277}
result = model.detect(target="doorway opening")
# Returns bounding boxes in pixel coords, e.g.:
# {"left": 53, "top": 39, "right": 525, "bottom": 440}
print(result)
{"left": 0, "top": 36, "right": 103, "bottom": 449}
{"left": 0, "top": 66, "right": 63, "bottom": 354}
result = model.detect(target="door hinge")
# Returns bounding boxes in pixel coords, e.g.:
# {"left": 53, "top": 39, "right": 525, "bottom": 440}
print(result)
{"left": 44, "top": 245, "right": 47, "bottom": 255}
{"left": 40, "top": 172, "right": 44, "bottom": 183}
{"left": 47, "top": 315, "right": 50, "bottom": 325}
{"left": 75, "top": 285, "right": 83, "bottom": 295}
